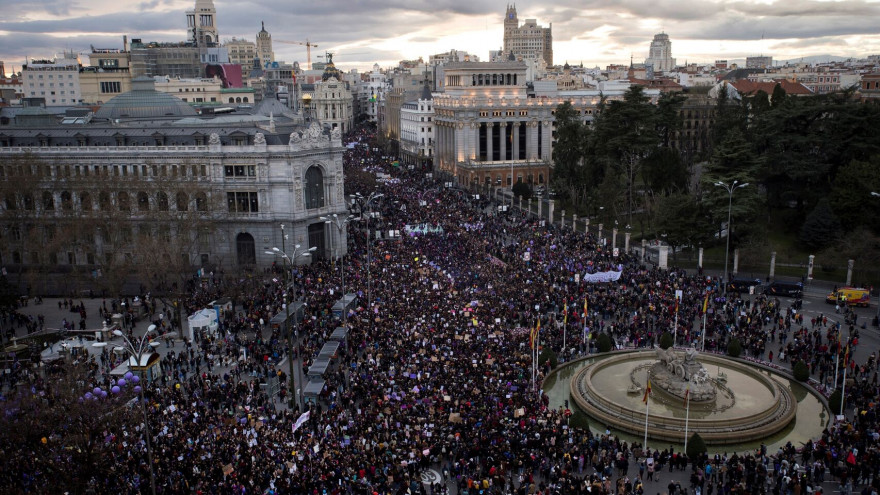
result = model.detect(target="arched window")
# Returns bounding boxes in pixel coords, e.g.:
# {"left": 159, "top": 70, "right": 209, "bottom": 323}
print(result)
{"left": 243, "top": 97, "right": 248, "bottom": 103}
{"left": 229, "top": 97, "right": 235, "bottom": 103}
{"left": 176, "top": 192, "right": 188, "bottom": 211}
{"left": 42, "top": 191, "right": 54, "bottom": 211}
{"left": 304, "top": 166, "right": 325, "bottom": 209}
{"left": 23, "top": 193, "right": 35, "bottom": 210}
{"left": 80, "top": 192, "right": 92, "bottom": 211}
{"left": 117, "top": 192, "right": 131, "bottom": 212}
{"left": 195, "top": 192, "right": 208, "bottom": 212}
{"left": 236, "top": 97, "right": 241, "bottom": 103}
{"left": 61, "top": 191, "right": 72, "bottom": 211}
{"left": 137, "top": 191, "right": 150, "bottom": 212}
{"left": 236, "top": 232, "right": 256, "bottom": 266}
{"left": 98, "top": 191, "right": 111, "bottom": 211}
{"left": 157, "top": 191, "right": 169, "bottom": 211}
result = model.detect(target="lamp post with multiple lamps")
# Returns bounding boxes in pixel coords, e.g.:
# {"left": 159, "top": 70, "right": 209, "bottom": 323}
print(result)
{"left": 265, "top": 245, "right": 315, "bottom": 410}
{"left": 321, "top": 213, "right": 354, "bottom": 322}
{"left": 353, "top": 192, "right": 384, "bottom": 331}
{"left": 714, "top": 180, "right": 749, "bottom": 292}
{"left": 95, "top": 325, "right": 161, "bottom": 495}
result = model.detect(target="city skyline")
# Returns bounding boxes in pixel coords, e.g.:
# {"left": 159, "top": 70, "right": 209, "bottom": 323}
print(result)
{"left": 1, "top": 0, "right": 879, "bottom": 72}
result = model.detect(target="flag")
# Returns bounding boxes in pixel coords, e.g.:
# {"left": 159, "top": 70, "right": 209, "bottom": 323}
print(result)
{"left": 563, "top": 302, "right": 568, "bottom": 328}
{"left": 843, "top": 345, "right": 850, "bottom": 368}
{"left": 583, "top": 298, "right": 589, "bottom": 318}
{"left": 292, "top": 410, "right": 311, "bottom": 433}
{"left": 530, "top": 319, "right": 541, "bottom": 349}
{"left": 702, "top": 293, "right": 709, "bottom": 314}
{"left": 683, "top": 387, "right": 690, "bottom": 406}
{"left": 643, "top": 379, "right": 652, "bottom": 404}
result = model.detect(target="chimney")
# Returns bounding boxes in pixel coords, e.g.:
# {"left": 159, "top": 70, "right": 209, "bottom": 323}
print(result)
{"left": 123, "top": 35, "right": 128, "bottom": 52}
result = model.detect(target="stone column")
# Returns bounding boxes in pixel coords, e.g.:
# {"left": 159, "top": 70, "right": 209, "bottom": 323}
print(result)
{"left": 641, "top": 239, "right": 647, "bottom": 260}
{"left": 561, "top": 210, "right": 566, "bottom": 229}
{"left": 769, "top": 251, "right": 776, "bottom": 279}
{"left": 624, "top": 232, "right": 631, "bottom": 251}
{"left": 733, "top": 249, "right": 740, "bottom": 277}
{"left": 698, "top": 248, "right": 704, "bottom": 272}
{"left": 612, "top": 228, "right": 618, "bottom": 250}
{"left": 512, "top": 122, "right": 519, "bottom": 160}
{"left": 528, "top": 198, "right": 533, "bottom": 217}
{"left": 846, "top": 259, "right": 854, "bottom": 286}
{"left": 548, "top": 200, "right": 555, "bottom": 223}
{"left": 658, "top": 245, "right": 669, "bottom": 270}
{"left": 598, "top": 224, "right": 603, "bottom": 242}
{"left": 808, "top": 255, "right": 815, "bottom": 281}
{"left": 572, "top": 214, "right": 578, "bottom": 232}
{"left": 519, "top": 196, "right": 523, "bottom": 211}
{"left": 538, "top": 198, "right": 543, "bottom": 218}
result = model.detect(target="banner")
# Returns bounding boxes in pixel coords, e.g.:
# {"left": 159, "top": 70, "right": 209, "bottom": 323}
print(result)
{"left": 292, "top": 411, "right": 311, "bottom": 433}
{"left": 582, "top": 270, "right": 623, "bottom": 283}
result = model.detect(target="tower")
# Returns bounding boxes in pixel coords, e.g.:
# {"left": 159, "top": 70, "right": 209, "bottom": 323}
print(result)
{"left": 503, "top": 5, "right": 518, "bottom": 54}
{"left": 256, "top": 21, "right": 274, "bottom": 65}
{"left": 645, "top": 33, "right": 675, "bottom": 73}
{"left": 186, "top": 0, "right": 219, "bottom": 47}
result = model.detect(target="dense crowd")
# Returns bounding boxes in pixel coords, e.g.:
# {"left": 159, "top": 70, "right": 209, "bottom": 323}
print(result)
{"left": 1, "top": 123, "right": 879, "bottom": 495}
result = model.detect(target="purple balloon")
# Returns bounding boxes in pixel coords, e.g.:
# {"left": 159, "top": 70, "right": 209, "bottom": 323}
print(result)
{"left": 133, "top": 386, "right": 142, "bottom": 394}
{"left": 99, "top": 391, "right": 107, "bottom": 398}
{"left": 111, "top": 386, "right": 121, "bottom": 394}
{"left": 124, "top": 372, "right": 134, "bottom": 380}
{"left": 93, "top": 387, "right": 101, "bottom": 394}
{"left": 240, "top": 417, "right": 247, "bottom": 424}
{"left": 131, "top": 375, "right": 140, "bottom": 384}
{"left": 117, "top": 379, "right": 127, "bottom": 387}
{"left": 84, "top": 392, "right": 93, "bottom": 399}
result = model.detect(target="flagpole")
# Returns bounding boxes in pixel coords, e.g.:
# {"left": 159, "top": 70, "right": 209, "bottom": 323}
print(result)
{"left": 700, "top": 311, "right": 707, "bottom": 352}
{"left": 833, "top": 341, "right": 840, "bottom": 390}
{"left": 840, "top": 349, "right": 849, "bottom": 417}
{"left": 673, "top": 307, "right": 679, "bottom": 346}
{"left": 643, "top": 393, "right": 650, "bottom": 450}
{"left": 684, "top": 389, "right": 690, "bottom": 453}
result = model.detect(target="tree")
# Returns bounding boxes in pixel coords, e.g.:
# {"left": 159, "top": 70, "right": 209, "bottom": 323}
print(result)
{"left": 701, "top": 128, "right": 763, "bottom": 241}
{"left": 799, "top": 199, "right": 842, "bottom": 250}
{"left": 654, "top": 193, "right": 711, "bottom": 258}
{"left": 686, "top": 433, "right": 708, "bottom": 459}
{"left": 659, "top": 332, "right": 674, "bottom": 349}
{"left": 726, "top": 337, "right": 742, "bottom": 357}
{"left": 829, "top": 156, "right": 880, "bottom": 231}
{"left": 550, "top": 101, "right": 591, "bottom": 207}
{"left": 539, "top": 347, "right": 558, "bottom": 368}
{"left": 828, "top": 389, "right": 842, "bottom": 415}
{"left": 596, "top": 333, "right": 613, "bottom": 352}
{"left": 792, "top": 360, "right": 810, "bottom": 381}
{"left": 512, "top": 181, "right": 532, "bottom": 200}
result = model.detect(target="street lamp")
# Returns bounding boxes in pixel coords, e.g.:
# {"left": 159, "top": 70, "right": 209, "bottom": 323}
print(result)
{"left": 715, "top": 180, "right": 749, "bottom": 292}
{"left": 265, "top": 244, "right": 315, "bottom": 411}
{"left": 354, "top": 192, "right": 384, "bottom": 332}
{"left": 321, "top": 214, "right": 354, "bottom": 323}
{"left": 106, "top": 325, "right": 160, "bottom": 495}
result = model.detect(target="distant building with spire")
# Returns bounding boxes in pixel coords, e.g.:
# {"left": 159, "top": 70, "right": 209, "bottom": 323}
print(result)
{"left": 503, "top": 4, "right": 553, "bottom": 66}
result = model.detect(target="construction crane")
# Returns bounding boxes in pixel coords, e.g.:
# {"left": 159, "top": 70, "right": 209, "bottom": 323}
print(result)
{"left": 275, "top": 39, "right": 318, "bottom": 70}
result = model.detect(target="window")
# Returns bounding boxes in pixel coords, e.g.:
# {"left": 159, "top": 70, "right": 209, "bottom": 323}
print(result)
{"left": 42, "top": 191, "right": 54, "bottom": 211}
{"left": 195, "top": 192, "right": 208, "bottom": 212}
{"left": 100, "top": 81, "right": 121, "bottom": 93}
{"left": 118, "top": 192, "right": 131, "bottom": 212}
{"left": 176, "top": 192, "right": 188, "bottom": 211}
{"left": 226, "top": 191, "right": 259, "bottom": 213}
{"left": 137, "top": 191, "right": 150, "bottom": 211}
{"left": 80, "top": 192, "right": 92, "bottom": 211}
{"left": 157, "top": 192, "right": 169, "bottom": 211}
{"left": 224, "top": 165, "right": 256, "bottom": 178}
{"left": 304, "top": 166, "right": 325, "bottom": 209}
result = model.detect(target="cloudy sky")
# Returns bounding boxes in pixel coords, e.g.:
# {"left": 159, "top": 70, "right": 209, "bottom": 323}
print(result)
{"left": 1, "top": 0, "right": 879, "bottom": 74}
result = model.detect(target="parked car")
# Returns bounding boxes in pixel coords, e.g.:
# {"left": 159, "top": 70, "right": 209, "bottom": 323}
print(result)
{"left": 726, "top": 277, "right": 764, "bottom": 294}
{"left": 764, "top": 281, "right": 803, "bottom": 298}
{"left": 826, "top": 287, "right": 871, "bottom": 307}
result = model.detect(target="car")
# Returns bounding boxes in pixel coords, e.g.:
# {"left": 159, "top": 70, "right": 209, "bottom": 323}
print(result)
{"left": 826, "top": 287, "right": 871, "bottom": 307}
{"left": 726, "top": 278, "right": 764, "bottom": 294}
{"left": 764, "top": 281, "right": 803, "bottom": 298}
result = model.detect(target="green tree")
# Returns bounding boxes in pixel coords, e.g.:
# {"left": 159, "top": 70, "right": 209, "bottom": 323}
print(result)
{"left": 686, "top": 432, "right": 708, "bottom": 459}
{"left": 512, "top": 181, "right": 532, "bottom": 200}
{"left": 539, "top": 347, "right": 558, "bottom": 368}
{"left": 793, "top": 361, "right": 810, "bottom": 381}
{"left": 654, "top": 193, "right": 711, "bottom": 259}
{"left": 551, "top": 101, "right": 591, "bottom": 207}
{"left": 799, "top": 199, "right": 842, "bottom": 250}
{"left": 596, "top": 333, "right": 613, "bottom": 352}
{"left": 702, "top": 128, "right": 763, "bottom": 241}
{"left": 828, "top": 389, "right": 842, "bottom": 414}
{"left": 659, "top": 332, "right": 674, "bottom": 349}
{"left": 829, "top": 156, "right": 880, "bottom": 231}
{"left": 770, "top": 83, "right": 787, "bottom": 108}
{"left": 727, "top": 337, "right": 742, "bottom": 357}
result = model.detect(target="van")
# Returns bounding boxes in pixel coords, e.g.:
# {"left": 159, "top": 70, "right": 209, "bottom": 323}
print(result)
{"left": 826, "top": 287, "right": 871, "bottom": 307}
{"left": 727, "top": 278, "right": 764, "bottom": 294}
{"left": 764, "top": 281, "right": 803, "bottom": 298}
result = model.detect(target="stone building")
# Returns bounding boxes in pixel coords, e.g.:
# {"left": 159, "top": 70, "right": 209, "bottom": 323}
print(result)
{"left": 645, "top": 33, "right": 676, "bottom": 73}
{"left": 503, "top": 5, "right": 553, "bottom": 66}
{"left": 0, "top": 78, "right": 346, "bottom": 294}
{"left": 399, "top": 81, "right": 434, "bottom": 166}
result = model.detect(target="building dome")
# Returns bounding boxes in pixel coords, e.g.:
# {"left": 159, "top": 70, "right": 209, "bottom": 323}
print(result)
{"left": 95, "top": 77, "right": 198, "bottom": 120}
{"left": 321, "top": 54, "right": 343, "bottom": 82}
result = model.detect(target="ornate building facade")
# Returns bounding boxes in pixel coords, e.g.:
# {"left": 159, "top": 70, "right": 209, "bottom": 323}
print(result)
{"left": 645, "top": 33, "right": 676, "bottom": 73}
{"left": 0, "top": 78, "right": 346, "bottom": 293}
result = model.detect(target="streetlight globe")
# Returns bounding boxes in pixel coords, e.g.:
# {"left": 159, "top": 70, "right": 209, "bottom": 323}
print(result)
{"left": 332, "top": 213, "right": 338, "bottom": 218}
{"left": 294, "top": 244, "right": 301, "bottom": 249}
{"left": 113, "top": 329, "right": 123, "bottom": 337}
{"left": 272, "top": 247, "right": 280, "bottom": 252}
{"left": 149, "top": 341, "right": 161, "bottom": 348}
{"left": 148, "top": 324, "right": 157, "bottom": 333}
{"left": 307, "top": 247, "right": 317, "bottom": 252}
{"left": 265, "top": 251, "right": 275, "bottom": 255}
{"left": 739, "top": 182, "right": 749, "bottom": 188}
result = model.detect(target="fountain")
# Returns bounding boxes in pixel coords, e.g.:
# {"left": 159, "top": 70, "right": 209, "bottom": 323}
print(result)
{"left": 568, "top": 347, "right": 800, "bottom": 444}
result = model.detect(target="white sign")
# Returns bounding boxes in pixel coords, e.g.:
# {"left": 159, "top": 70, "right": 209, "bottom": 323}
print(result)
{"left": 523, "top": 252, "right": 531, "bottom": 261}
{"left": 675, "top": 290, "right": 683, "bottom": 301}
{"left": 582, "top": 270, "right": 623, "bottom": 283}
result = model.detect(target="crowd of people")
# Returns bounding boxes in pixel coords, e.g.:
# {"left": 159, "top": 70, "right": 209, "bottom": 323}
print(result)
{"left": 1, "top": 123, "right": 879, "bottom": 495}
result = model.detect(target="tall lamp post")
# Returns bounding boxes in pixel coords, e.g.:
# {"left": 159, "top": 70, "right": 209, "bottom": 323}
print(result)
{"left": 265, "top": 245, "right": 315, "bottom": 410}
{"left": 354, "top": 192, "right": 384, "bottom": 331}
{"left": 715, "top": 180, "right": 749, "bottom": 292}
{"left": 321, "top": 214, "right": 354, "bottom": 322}
{"left": 108, "top": 325, "right": 160, "bottom": 495}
